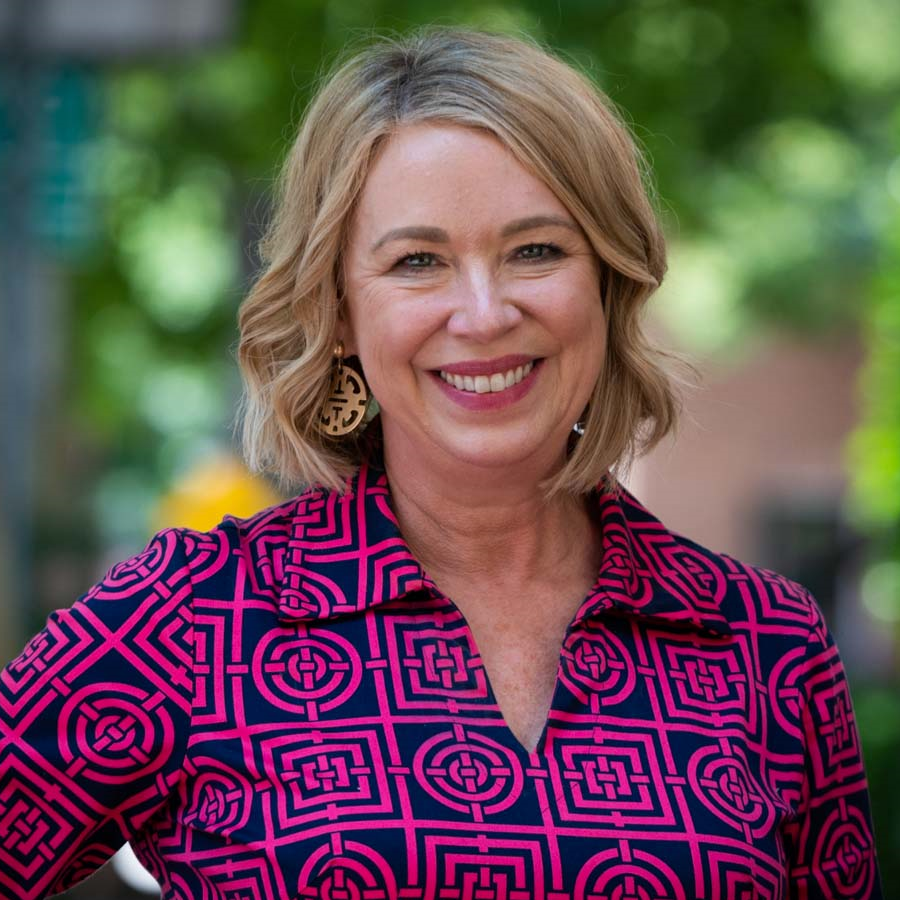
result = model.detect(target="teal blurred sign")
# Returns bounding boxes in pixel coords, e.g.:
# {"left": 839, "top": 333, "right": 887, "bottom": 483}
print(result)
{"left": 0, "top": 0, "right": 237, "bottom": 257}
{"left": 0, "top": 66, "right": 100, "bottom": 256}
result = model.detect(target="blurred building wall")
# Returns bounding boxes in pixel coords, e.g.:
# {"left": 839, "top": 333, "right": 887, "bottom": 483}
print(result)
{"left": 634, "top": 330, "right": 894, "bottom": 678}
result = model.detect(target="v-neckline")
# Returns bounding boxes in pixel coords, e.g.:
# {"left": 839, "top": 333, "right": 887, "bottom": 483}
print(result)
{"left": 438, "top": 590, "right": 581, "bottom": 756}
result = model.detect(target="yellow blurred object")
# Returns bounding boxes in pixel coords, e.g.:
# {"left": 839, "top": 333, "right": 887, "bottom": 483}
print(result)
{"left": 151, "top": 453, "right": 283, "bottom": 533}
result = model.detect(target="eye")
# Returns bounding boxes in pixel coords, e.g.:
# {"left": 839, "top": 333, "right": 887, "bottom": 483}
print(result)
{"left": 516, "top": 242, "right": 563, "bottom": 262}
{"left": 393, "top": 250, "right": 437, "bottom": 270}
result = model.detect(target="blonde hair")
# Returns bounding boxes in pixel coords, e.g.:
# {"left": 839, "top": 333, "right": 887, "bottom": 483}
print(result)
{"left": 238, "top": 26, "right": 683, "bottom": 495}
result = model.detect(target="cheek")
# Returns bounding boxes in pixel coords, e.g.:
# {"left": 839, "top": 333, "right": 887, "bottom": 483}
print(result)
{"left": 540, "top": 281, "right": 605, "bottom": 348}
{"left": 542, "top": 283, "right": 606, "bottom": 389}
{"left": 353, "top": 304, "right": 437, "bottom": 389}
{"left": 571, "top": 272, "right": 606, "bottom": 342}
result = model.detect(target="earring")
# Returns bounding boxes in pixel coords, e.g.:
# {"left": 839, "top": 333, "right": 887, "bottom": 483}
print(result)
{"left": 317, "top": 340, "right": 370, "bottom": 437}
{"left": 573, "top": 402, "right": 590, "bottom": 436}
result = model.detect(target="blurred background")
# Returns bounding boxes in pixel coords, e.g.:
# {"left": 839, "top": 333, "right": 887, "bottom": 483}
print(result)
{"left": 1, "top": 0, "right": 898, "bottom": 896}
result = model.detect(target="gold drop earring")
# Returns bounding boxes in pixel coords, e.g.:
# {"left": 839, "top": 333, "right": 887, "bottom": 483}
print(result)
{"left": 317, "top": 340, "right": 370, "bottom": 437}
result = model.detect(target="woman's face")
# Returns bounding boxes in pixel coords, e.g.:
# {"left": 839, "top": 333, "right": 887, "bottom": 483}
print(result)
{"left": 341, "top": 123, "right": 607, "bottom": 478}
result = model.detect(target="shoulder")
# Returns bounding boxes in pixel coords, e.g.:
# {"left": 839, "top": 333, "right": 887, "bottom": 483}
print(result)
{"left": 209, "top": 482, "right": 335, "bottom": 549}
{"left": 614, "top": 485, "right": 825, "bottom": 640}
{"left": 688, "top": 531, "right": 823, "bottom": 634}
{"left": 167, "top": 483, "right": 342, "bottom": 599}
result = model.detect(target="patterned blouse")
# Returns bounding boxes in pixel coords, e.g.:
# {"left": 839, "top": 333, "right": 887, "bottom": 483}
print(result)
{"left": 0, "top": 462, "right": 882, "bottom": 899}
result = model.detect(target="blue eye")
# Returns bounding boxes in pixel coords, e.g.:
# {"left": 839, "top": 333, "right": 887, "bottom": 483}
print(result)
{"left": 517, "top": 243, "right": 562, "bottom": 261}
{"left": 394, "top": 251, "right": 436, "bottom": 269}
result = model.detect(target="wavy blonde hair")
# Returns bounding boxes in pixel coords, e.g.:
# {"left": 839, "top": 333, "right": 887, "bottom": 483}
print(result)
{"left": 238, "top": 26, "right": 683, "bottom": 495}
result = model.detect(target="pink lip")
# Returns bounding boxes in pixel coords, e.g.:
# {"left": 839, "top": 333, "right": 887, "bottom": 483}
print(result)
{"left": 431, "top": 359, "right": 542, "bottom": 411}
{"left": 435, "top": 354, "right": 539, "bottom": 377}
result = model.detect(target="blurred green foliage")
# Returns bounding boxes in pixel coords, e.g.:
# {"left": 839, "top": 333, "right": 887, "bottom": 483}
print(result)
{"left": 42, "top": 0, "right": 900, "bottom": 886}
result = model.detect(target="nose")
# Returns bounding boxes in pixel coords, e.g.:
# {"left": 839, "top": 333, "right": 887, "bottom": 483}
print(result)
{"left": 445, "top": 269, "right": 523, "bottom": 342}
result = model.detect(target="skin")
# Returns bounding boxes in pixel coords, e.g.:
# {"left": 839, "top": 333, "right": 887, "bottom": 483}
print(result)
{"left": 341, "top": 123, "right": 607, "bottom": 752}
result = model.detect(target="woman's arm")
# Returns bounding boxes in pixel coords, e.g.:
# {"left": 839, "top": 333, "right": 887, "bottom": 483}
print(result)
{"left": 0, "top": 528, "right": 195, "bottom": 899}
{"left": 784, "top": 609, "right": 882, "bottom": 899}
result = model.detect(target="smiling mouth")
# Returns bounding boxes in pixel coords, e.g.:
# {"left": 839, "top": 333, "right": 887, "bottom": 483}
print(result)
{"left": 437, "top": 360, "right": 539, "bottom": 394}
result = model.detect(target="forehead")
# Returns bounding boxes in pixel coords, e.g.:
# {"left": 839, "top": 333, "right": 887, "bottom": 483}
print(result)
{"left": 351, "top": 123, "right": 572, "bottom": 236}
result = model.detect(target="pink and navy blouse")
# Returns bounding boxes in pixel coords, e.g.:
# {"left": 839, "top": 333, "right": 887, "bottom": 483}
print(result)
{"left": 0, "top": 462, "right": 882, "bottom": 899}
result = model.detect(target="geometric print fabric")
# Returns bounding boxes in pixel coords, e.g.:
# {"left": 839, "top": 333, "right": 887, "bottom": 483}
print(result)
{"left": 0, "top": 461, "right": 882, "bottom": 898}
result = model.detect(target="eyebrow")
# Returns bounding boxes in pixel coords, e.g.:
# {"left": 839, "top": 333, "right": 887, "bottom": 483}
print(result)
{"left": 369, "top": 214, "right": 580, "bottom": 253}
{"left": 501, "top": 215, "right": 580, "bottom": 237}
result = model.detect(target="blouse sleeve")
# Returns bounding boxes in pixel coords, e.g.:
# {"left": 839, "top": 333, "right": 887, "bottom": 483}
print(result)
{"left": 0, "top": 528, "right": 195, "bottom": 900}
{"left": 783, "top": 606, "right": 883, "bottom": 899}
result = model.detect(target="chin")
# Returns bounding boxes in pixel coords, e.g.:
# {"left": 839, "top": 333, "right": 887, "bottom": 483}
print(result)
{"left": 433, "top": 422, "right": 567, "bottom": 473}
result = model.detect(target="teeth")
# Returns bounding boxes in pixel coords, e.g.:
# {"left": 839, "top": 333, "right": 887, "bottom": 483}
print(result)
{"left": 439, "top": 361, "right": 536, "bottom": 393}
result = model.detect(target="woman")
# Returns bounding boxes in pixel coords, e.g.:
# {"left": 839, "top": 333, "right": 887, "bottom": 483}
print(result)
{"left": 0, "top": 27, "right": 882, "bottom": 900}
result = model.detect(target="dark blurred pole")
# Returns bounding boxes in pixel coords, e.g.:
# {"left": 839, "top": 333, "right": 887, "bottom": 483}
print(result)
{"left": 0, "top": 0, "right": 50, "bottom": 660}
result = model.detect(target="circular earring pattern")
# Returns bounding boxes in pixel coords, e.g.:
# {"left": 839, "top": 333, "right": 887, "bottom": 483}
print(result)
{"left": 317, "top": 340, "right": 370, "bottom": 437}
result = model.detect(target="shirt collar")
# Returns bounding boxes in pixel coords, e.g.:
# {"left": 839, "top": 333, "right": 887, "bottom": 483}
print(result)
{"left": 277, "top": 461, "right": 732, "bottom": 637}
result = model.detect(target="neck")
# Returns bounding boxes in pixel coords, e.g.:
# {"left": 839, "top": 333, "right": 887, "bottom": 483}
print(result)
{"left": 380, "top": 436, "right": 598, "bottom": 588}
